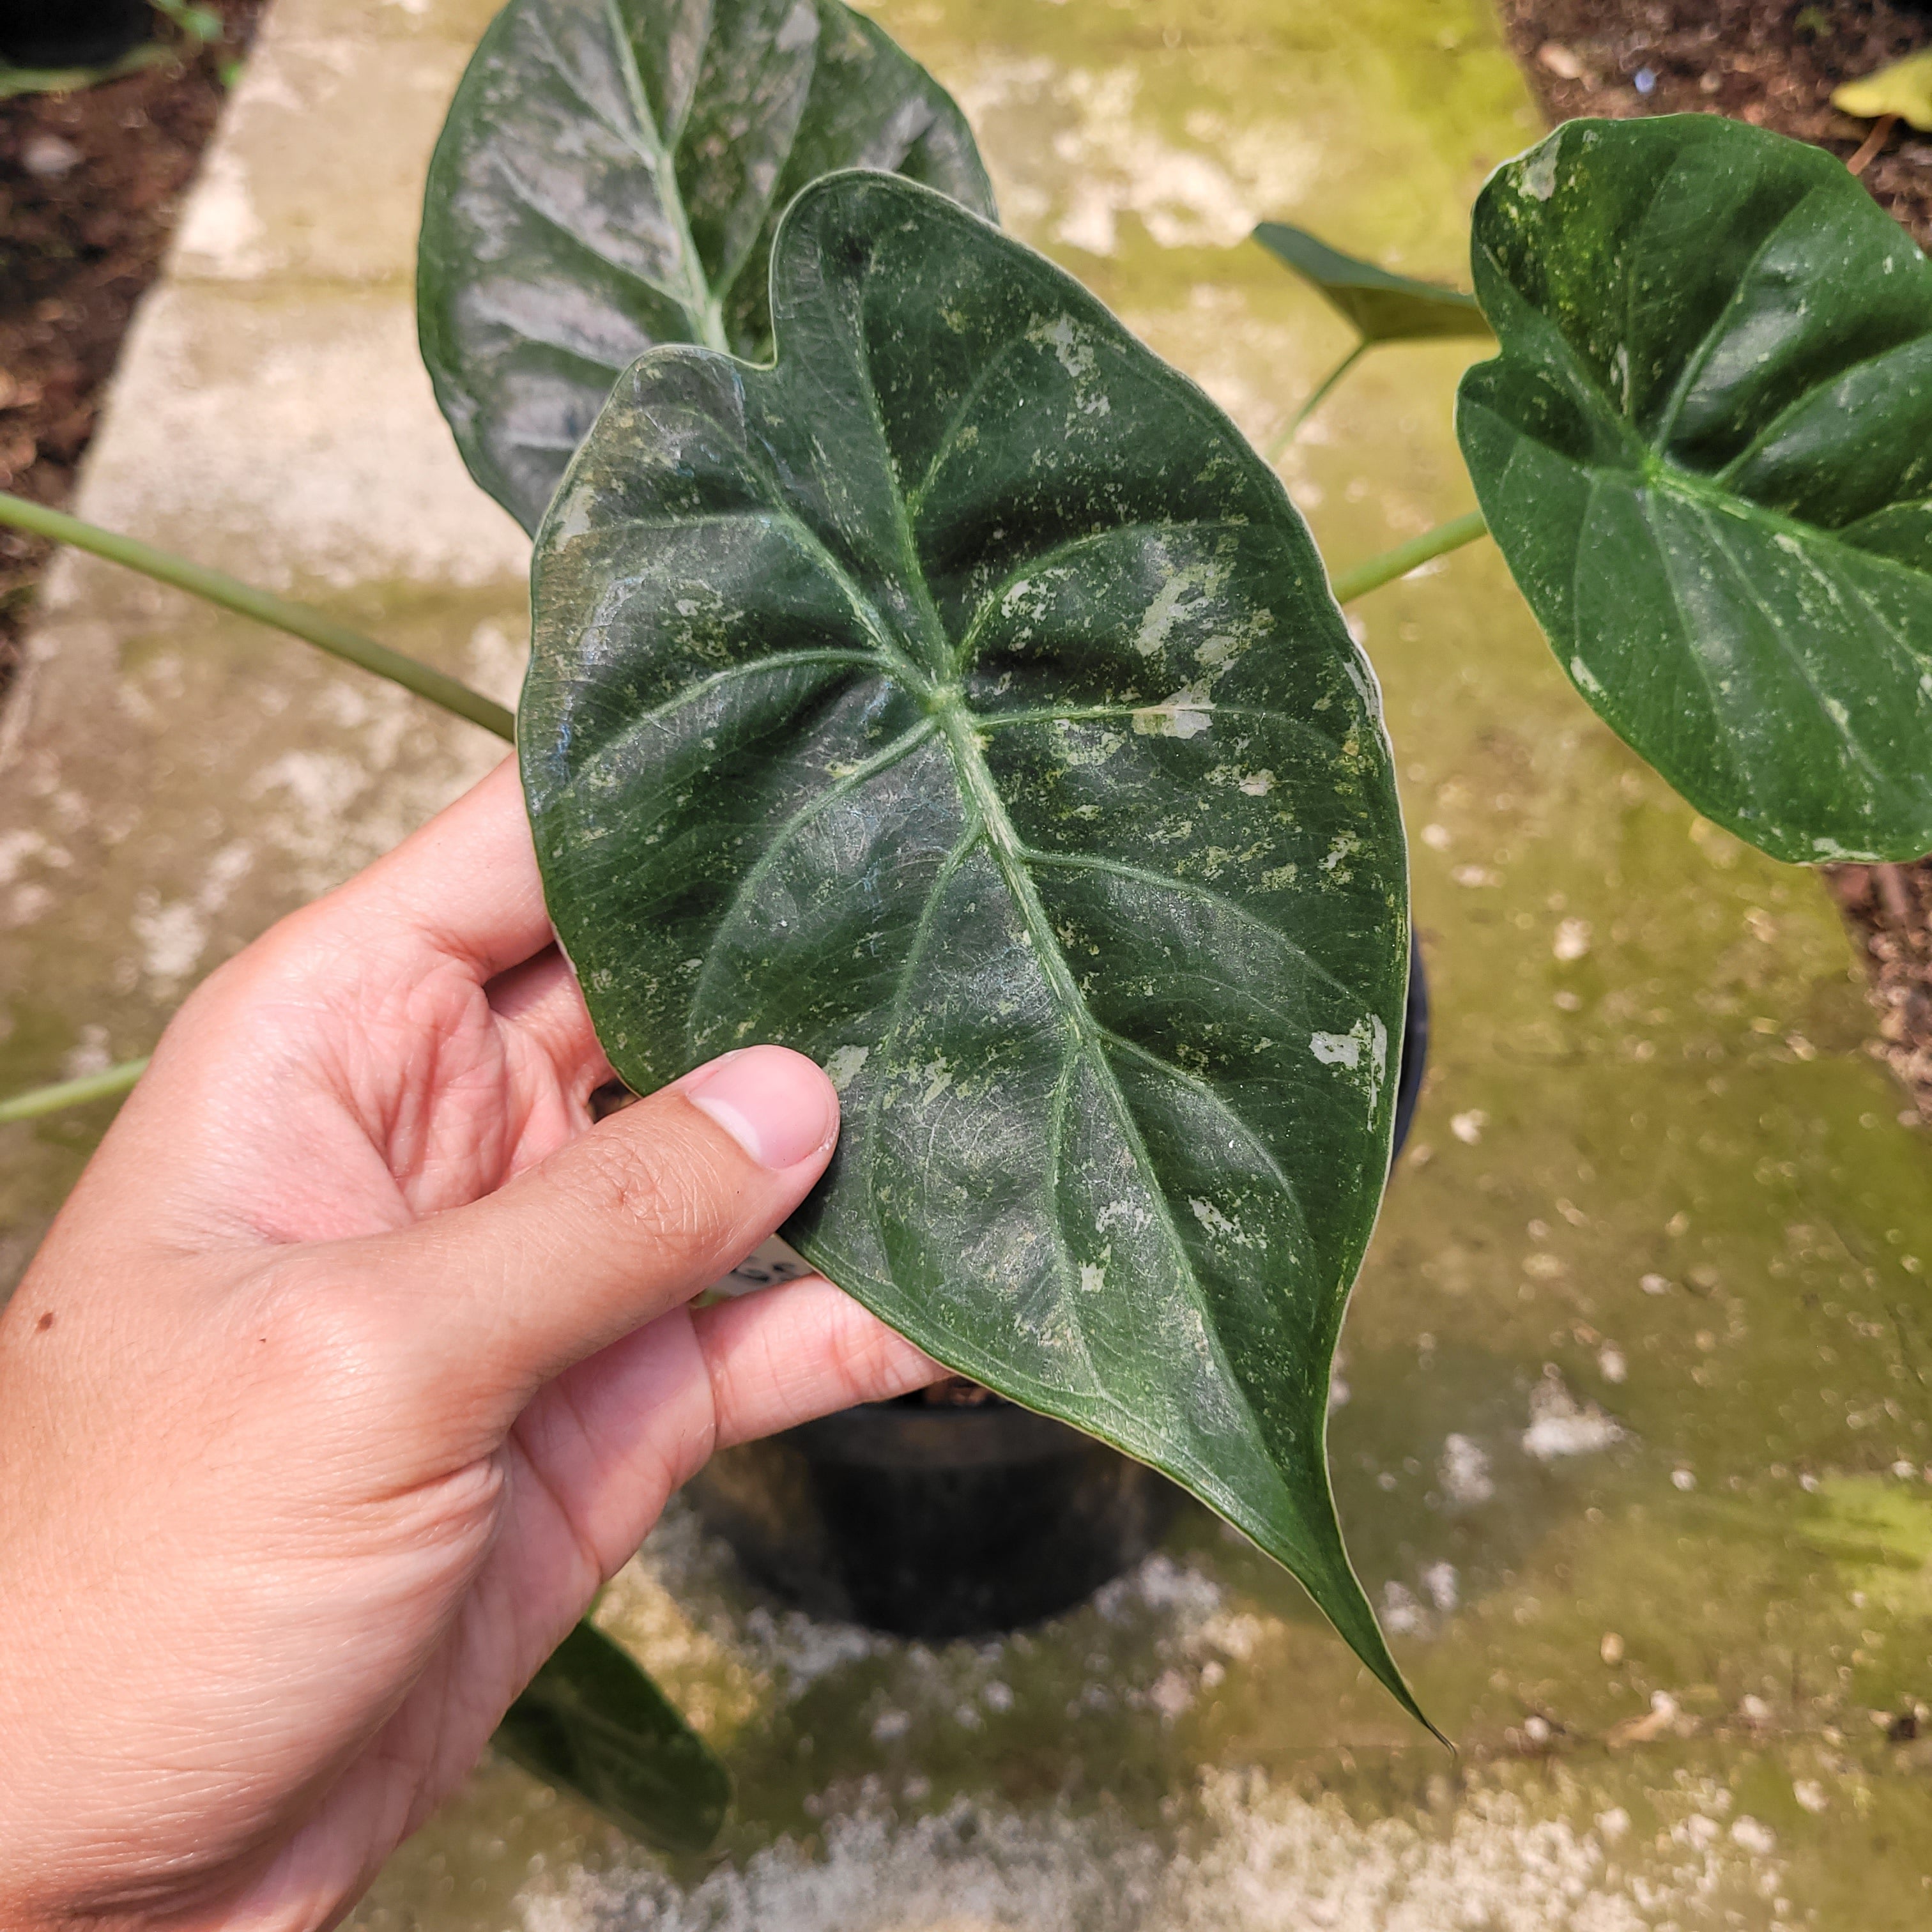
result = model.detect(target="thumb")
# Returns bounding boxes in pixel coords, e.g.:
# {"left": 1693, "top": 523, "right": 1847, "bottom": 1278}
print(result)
{"left": 344, "top": 1045, "right": 839, "bottom": 1409}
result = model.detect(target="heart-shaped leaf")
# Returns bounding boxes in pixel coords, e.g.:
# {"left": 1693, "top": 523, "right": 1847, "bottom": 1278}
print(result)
{"left": 418, "top": 0, "right": 996, "bottom": 535}
{"left": 1254, "top": 222, "right": 1490, "bottom": 344}
{"left": 494, "top": 1619, "right": 730, "bottom": 1853}
{"left": 522, "top": 171, "right": 1421, "bottom": 1722}
{"left": 1458, "top": 117, "right": 1932, "bottom": 863}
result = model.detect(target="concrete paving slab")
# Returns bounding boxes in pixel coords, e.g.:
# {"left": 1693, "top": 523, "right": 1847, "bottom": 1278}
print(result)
{"left": 72, "top": 282, "right": 528, "bottom": 583}
{"left": 0, "top": 0, "right": 526, "bottom": 1268}
{"left": 3, "top": 0, "right": 1929, "bottom": 1924}
{"left": 173, "top": 26, "right": 477, "bottom": 288}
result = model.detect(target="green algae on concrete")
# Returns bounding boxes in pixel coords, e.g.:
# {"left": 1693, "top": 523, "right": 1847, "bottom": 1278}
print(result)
{"left": 0, "top": 0, "right": 1927, "bottom": 1922}
{"left": 344, "top": 0, "right": 1931, "bottom": 1926}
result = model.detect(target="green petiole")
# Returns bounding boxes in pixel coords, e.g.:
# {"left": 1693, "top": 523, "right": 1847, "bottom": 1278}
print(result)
{"left": 0, "top": 505, "right": 1488, "bottom": 1128}
{"left": 1264, "top": 341, "right": 1370, "bottom": 462}
{"left": 0, "top": 493, "right": 515, "bottom": 742}
{"left": 0, "top": 495, "right": 518, "bottom": 1128}
{"left": 0, "top": 1059, "right": 151, "bottom": 1124}
{"left": 1331, "top": 509, "right": 1488, "bottom": 605}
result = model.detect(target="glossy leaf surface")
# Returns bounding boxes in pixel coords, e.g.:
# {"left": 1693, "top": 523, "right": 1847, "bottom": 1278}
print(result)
{"left": 494, "top": 1620, "right": 729, "bottom": 1853}
{"left": 524, "top": 172, "right": 1418, "bottom": 1719}
{"left": 1254, "top": 222, "right": 1489, "bottom": 343}
{"left": 1459, "top": 116, "right": 1932, "bottom": 863}
{"left": 418, "top": 0, "right": 995, "bottom": 533}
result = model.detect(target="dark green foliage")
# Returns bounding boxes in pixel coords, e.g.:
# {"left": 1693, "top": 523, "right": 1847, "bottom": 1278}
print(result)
{"left": 1460, "top": 116, "right": 1932, "bottom": 863}
{"left": 1254, "top": 222, "right": 1489, "bottom": 344}
{"left": 496, "top": 1620, "right": 730, "bottom": 1853}
{"left": 522, "top": 172, "right": 1420, "bottom": 1722}
{"left": 418, "top": 0, "right": 996, "bottom": 533}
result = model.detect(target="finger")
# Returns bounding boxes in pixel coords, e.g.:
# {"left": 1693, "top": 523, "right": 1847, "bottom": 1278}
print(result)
{"left": 502, "top": 1277, "right": 940, "bottom": 1583}
{"left": 311, "top": 756, "right": 555, "bottom": 982}
{"left": 354, "top": 1045, "right": 839, "bottom": 1406}
{"left": 694, "top": 1276, "right": 942, "bottom": 1448}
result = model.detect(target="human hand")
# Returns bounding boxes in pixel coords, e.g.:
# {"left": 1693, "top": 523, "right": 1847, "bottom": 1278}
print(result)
{"left": 0, "top": 758, "right": 937, "bottom": 1930}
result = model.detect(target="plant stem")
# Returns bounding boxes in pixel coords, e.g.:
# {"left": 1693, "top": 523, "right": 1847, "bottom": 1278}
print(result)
{"left": 0, "top": 492, "right": 515, "bottom": 742}
{"left": 1847, "top": 112, "right": 1899, "bottom": 178}
{"left": 1265, "top": 341, "right": 1369, "bottom": 463}
{"left": 0, "top": 1057, "right": 150, "bottom": 1124}
{"left": 1331, "top": 509, "right": 1488, "bottom": 605}
{"left": 0, "top": 45, "right": 172, "bottom": 99}
{"left": 0, "top": 509, "right": 1487, "bottom": 1126}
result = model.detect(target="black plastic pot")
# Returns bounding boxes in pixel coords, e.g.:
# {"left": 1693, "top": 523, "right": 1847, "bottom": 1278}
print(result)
{"left": 0, "top": 0, "right": 152, "bottom": 67}
{"left": 688, "top": 1397, "right": 1181, "bottom": 1639}
{"left": 689, "top": 940, "right": 1430, "bottom": 1639}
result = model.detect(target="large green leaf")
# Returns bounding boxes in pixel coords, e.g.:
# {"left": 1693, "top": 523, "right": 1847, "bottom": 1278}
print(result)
{"left": 1253, "top": 222, "right": 1489, "bottom": 344}
{"left": 418, "top": 0, "right": 995, "bottom": 535}
{"left": 522, "top": 171, "right": 1422, "bottom": 1722}
{"left": 494, "top": 1619, "right": 729, "bottom": 1853}
{"left": 1458, "top": 116, "right": 1932, "bottom": 864}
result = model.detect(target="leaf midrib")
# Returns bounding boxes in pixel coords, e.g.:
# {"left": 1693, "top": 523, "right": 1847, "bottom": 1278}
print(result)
{"left": 505, "top": 4, "right": 717, "bottom": 341}
{"left": 602, "top": 0, "right": 730, "bottom": 352}
{"left": 670, "top": 524, "right": 1338, "bottom": 1326}
{"left": 723, "top": 314, "right": 1336, "bottom": 1473}
{"left": 928, "top": 694, "right": 1277, "bottom": 1463}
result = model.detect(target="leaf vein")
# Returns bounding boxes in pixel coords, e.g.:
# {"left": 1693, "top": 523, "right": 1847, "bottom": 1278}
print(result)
{"left": 903, "top": 335, "right": 1030, "bottom": 523}
{"left": 1714, "top": 335, "right": 1932, "bottom": 489}
{"left": 935, "top": 705, "right": 1278, "bottom": 1476}
{"left": 1096, "top": 1027, "right": 1301, "bottom": 1203}
{"left": 588, "top": 503, "right": 930, "bottom": 689}
{"left": 861, "top": 824, "right": 986, "bottom": 1271}
{"left": 565, "top": 648, "right": 887, "bottom": 777}
{"left": 1652, "top": 175, "right": 1822, "bottom": 453}
{"left": 1015, "top": 845, "right": 1360, "bottom": 1010}
{"left": 953, "top": 518, "right": 1261, "bottom": 674}
{"left": 1692, "top": 500, "right": 1897, "bottom": 801}
{"left": 691, "top": 715, "right": 938, "bottom": 1020}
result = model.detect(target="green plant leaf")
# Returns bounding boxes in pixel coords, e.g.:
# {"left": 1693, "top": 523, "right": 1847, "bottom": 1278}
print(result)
{"left": 523, "top": 171, "right": 1422, "bottom": 1724}
{"left": 1459, "top": 116, "right": 1932, "bottom": 864}
{"left": 418, "top": 0, "right": 996, "bottom": 535}
{"left": 151, "top": 0, "right": 225, "bottom": 44}
{"left": 494, "top": 1620, "right": 730, "bottom": 1853}
{"left": 0, "top": 42, "right": 170, "bottom": 98}
{"left": 1253, "top": 222, "right": 1489, "bottom": 344}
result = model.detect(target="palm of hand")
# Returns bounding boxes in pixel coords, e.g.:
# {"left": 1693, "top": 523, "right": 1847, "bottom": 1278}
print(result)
{"left": 191, "top": 892, "right": 604, "bottom": 1247}
{"left": 195, "top": 832, "right": 635, "bottom": 1917}
{"left": 0, "top": 763, "right": 931, "bottom": 1929}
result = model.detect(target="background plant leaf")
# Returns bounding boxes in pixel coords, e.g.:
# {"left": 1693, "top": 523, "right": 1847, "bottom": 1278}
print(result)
{"left": 494, "top": 1619, "right": 730, "bottom": 1853}
{"left": 1832, "top": 49, "right": 1932, "bottom": 132}
{"left": 0, "top": 42, "right": 171, "bottom": 98}
{"left": 418, "top": 0, "right": 996, "bottom": 534}
{"left": 1459, "top": 116, "right": 1932, "bottom": 864}
{"left": 1254, "top": 222, "right": 1489, "bottom": 344}
{"left": 523, "top": 171, "right": 1422, "bottom": 1724}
